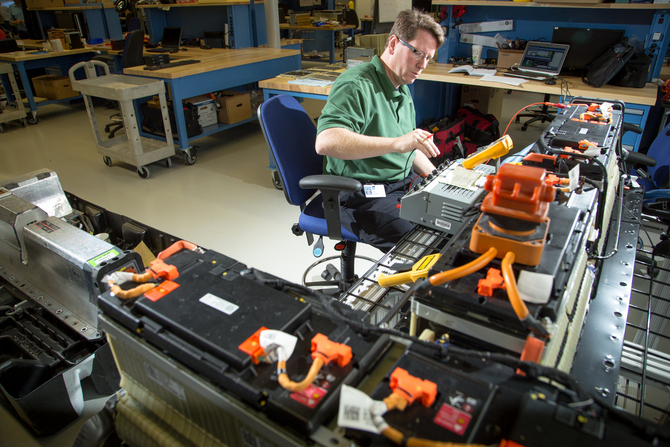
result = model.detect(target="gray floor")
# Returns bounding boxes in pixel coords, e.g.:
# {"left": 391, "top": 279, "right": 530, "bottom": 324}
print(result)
{"left": 0, "top": 87, "right": 548, "bottom": 286}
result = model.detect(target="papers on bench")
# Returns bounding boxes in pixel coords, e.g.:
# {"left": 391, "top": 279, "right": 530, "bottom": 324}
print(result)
{"left": 448, "top": 65, "right": 497, "bottom": 76}
{"left": 479, "top": 74, "right": 528, "bottom": 86}
{"left": 287, "top": 78, "right": 335, "bottom": 87}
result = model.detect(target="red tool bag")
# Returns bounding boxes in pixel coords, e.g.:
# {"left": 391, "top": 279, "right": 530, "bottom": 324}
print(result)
{"left": 423, "top": 107, "right": 500, "bottom": 165}
{"left": 455, "top": 106, "right": 500, "bottom": 147}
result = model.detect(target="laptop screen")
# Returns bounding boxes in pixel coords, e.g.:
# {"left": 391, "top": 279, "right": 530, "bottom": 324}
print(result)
{"left": 161, "top": 27, "right": 182, "bottom": 48}
{"left": 0, "top": 39, "right": 20, "bottom": 54}
{"left": 519, "top": 41, "right": 570, "bottom": 76}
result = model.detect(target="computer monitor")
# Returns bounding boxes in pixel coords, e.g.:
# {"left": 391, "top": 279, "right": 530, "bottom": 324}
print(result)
{"left": 54, "top": 12, "right": 76, "bottom": 30}
{"left": 161, "top": 27, "right": 182, "bottom": 49}
{"left": 552, "top": 27, "right": 625, "bottom": 73}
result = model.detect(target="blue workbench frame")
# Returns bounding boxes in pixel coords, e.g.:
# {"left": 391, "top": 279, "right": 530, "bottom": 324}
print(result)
{"left": 7, "top": 52, "right": 94, "bottom": 115}
{"left": 137, "top": 53, "right": 301, "bottom": 151}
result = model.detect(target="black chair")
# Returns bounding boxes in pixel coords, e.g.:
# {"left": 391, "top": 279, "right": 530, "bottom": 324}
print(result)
{"left": 515, "top": 93, "right": 554, "bottom": 131}
{"left": 92, "top": 29, "right": 145, "bottom": 137}
{"left": 258, "top": 95, "right": 376, "bottom": 293}
{"left": 343, "top": 8, "right": 359, "bottom": 29}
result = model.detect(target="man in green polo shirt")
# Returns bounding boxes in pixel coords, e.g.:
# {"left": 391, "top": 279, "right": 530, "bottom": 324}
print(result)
{"left": 315, "top": 9, "right": 444, "bottom": 251}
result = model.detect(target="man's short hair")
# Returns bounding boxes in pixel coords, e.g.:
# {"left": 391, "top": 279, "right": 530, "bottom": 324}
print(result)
{"left": 387, "top": 9, "right": 444, "bottom": 50}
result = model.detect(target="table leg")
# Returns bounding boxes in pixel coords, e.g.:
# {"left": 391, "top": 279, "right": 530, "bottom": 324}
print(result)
{"left": 329, "top": 31, "right": 335, "bottom": 64}
{"left": 15, "top": 63, "right": 37, "bottom": 113}
{"left": 167, "top": 79, "right": 189, "bottom": 151}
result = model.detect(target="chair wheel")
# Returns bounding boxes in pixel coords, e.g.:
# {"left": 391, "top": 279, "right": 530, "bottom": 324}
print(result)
{"left": 103, "top": 156, "right": 112, "bottom": 167}
{"left": 521, "top": 124, "right": 528, "bottom": 131}
{"left": 137, "top": 166, "right": 150, "bottom": 179}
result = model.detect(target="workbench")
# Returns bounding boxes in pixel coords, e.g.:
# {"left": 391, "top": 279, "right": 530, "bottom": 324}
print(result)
{"left": 259, "top": 63, "right": 658, "bottom": 152}
{"left": 123, "top": 47, "right": 301, "bottom": 159}
{"left": 0, "top": 48, "right": 95, "bottom": 122}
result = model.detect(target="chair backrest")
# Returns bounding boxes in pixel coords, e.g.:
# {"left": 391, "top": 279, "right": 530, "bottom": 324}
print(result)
{"left": 127, "top": 16, "right": 141, "bottom": 32}
{"left": 123, "top": 29, "right": 145, "bottom": 68}
{"left": 258, "top": 95, "right": 323, "bottom": 207}
{"left": 645, "top": 122, "right": 670, "bottom": 190}
{"left": 344, "top": 9, "right": 359, "bottom": 29}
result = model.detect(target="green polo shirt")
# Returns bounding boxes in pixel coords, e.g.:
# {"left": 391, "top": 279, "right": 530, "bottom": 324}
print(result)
{"left": 316, "top": 55, "right": 416, "bottom": 183}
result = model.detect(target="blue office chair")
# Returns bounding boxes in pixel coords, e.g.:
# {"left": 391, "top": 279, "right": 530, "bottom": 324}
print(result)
{"left": 258, "top": 95, "right": 374, "bottom": 292}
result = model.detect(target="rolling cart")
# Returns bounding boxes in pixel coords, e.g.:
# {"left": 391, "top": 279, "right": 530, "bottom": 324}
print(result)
{"left": 68, "top": 61, "right": 176, "bottom": 179}
{"left": 0, "top": 63, "right": 27, "bottom": 133}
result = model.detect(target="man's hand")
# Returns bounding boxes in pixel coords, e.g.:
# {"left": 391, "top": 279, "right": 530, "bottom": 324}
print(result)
{"left": 393, "top": 129, "right": 440, "bottom": 159}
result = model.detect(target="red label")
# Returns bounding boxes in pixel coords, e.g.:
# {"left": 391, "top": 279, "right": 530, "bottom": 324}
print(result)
{"left": 289, "top": 384, "right": 327, "bottom": 409}
{"left": 433, "top": 403, "right": 472, "bottom": 436}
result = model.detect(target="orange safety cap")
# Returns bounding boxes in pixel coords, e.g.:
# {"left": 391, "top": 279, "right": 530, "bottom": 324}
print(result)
{"left": 388, "top": 367, "right": 437, "bottom": 407}
{"left": 310, "top": 333, "right": 352, "bottom": 367}
{"left": 238, "top": 327, "right": 269, "bottom": 364}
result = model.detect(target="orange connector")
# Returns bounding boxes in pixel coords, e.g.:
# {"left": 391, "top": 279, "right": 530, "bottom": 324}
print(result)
{"left": 517, "top": 334, "right": 546, "bottom": 376}
{"left": 388, "top": 367, "right": 437, "bottom": 408}
{"left": 477, "top": 268, "right": 505, "bottom": 297}
{"left": 545, "top": 174, "right": 569, "bottom": 187}
{"left": 481, "top": 164, "right": 555, "bottom": 223}
{"left": 311, "top": 333, "right": 352, "bottom": 367}
{"left": 238, "top": 327, "right": 269, "bottom": 364}
{"left": 577, "top": 139, "right": 598, "bottom": 151}
{"left": 147, "top": 240, "right": 199, "bottom": 282}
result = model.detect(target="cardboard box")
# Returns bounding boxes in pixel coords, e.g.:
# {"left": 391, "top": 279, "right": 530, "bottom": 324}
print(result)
{"left": 497, "top": 49, "right": 524, "bottom": 69}
{"left": 461, "top": 85, "right": 504, "bottom": 118}
{"left": 217, "top": 91, "right": 251, "bottom": 124}
{"left": 32, "top": 75, "right": 77, "bottom": 100}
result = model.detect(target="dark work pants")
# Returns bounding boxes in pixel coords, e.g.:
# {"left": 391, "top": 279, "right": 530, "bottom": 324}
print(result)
{"left": 339, "top": 174, "right": 417, "bottom": 253}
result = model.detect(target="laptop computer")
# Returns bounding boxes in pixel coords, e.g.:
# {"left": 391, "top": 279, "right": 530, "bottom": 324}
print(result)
{"left": 147, "top": 27, "right": 182, "bottom": 53}
{"left": 0, "top": 39, "right": 20, "bottom": 54}
{"left": 503, "top": 41, "right": 570, "bottom": 81}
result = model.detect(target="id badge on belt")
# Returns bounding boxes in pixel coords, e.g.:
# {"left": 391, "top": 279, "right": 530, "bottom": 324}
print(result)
{"left": 363, "top": 184, "right": 386, "bottom": 198}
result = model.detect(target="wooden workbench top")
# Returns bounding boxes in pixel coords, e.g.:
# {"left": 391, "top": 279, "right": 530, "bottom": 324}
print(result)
{"left": 279, "top": 24, "right": 355, "bottom": 31}
{"left": 0, "top": 47, "right": 94, "bottom": 62}
{"left": 123, "top": 47, "right": 300, "bottom": 79}
{"left": 419, "top": 64, "right": 659, "bottom": 106}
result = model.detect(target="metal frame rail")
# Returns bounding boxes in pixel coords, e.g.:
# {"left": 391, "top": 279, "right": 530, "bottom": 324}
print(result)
{"left": 337, "top": 225, "right": 451, "bottom": 328}
{"left": 616, "top": 212, "right": 670, "bottom": 425}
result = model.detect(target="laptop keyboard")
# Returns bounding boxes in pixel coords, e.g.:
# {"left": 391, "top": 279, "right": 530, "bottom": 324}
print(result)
{"left": 146, "top": 48, "right": 177, "bottom": 53}
{"left": 503, "top": 69, "right": 548, "bottom": 81}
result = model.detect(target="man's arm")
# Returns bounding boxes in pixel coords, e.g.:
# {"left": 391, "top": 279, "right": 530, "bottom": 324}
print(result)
{"left": 412, "top": 151, "right": 436, "bottom": 175}
{"left": 315, "top": 127, "right": 440, "bottom": 161}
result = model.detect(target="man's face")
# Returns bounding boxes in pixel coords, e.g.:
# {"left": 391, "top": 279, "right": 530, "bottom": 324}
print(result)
{"left": 391, "top": 29, "right": 438, "bottom": 85}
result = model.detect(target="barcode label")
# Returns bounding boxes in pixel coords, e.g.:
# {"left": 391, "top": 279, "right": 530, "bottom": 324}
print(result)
{"left": 199, "top": 293, "right": 239, "bottom": 315}
{"left": 337, "top": 385, "right": 381, "bottom": 434}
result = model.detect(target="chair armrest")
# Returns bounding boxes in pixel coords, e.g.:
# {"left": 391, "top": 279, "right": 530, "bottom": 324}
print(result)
{"left": 92, "top": 54, "right": 115, "bottom": 63}
{"left": 299, "top": 175, "right": 362, "bottom": 193}
{"left": 299, "top": 175, "right": 362, "bottom": 241}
